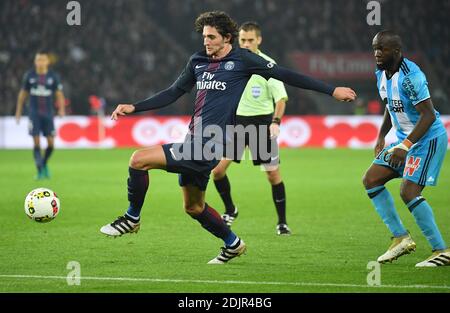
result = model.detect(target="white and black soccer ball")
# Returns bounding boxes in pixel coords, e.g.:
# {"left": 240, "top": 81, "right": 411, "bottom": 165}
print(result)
{"left": 24, "top": 188, "right": 60, "bottom": 223}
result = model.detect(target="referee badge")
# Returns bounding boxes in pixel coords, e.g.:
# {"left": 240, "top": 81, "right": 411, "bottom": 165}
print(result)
{"left": 251, "top": 86, "right": 262, "bottom": 98}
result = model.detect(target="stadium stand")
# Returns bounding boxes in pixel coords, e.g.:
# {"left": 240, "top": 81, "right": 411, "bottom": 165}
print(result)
{"left": 0, "top": 0, "right": 448, "bottom": 115}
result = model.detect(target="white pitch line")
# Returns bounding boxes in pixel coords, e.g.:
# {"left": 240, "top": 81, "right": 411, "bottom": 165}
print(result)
{"left": 0, "top": 274, "right": 449, "bottom": 290}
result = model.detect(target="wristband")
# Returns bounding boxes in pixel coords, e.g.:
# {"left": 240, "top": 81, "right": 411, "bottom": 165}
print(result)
{"left": 272, "top": 117, "right": 281, "bottom": 125}
{"left": 403, "top": 138, "right": 413, "bottom": 149}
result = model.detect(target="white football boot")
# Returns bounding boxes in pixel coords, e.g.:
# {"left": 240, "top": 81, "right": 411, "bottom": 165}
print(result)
{"left": 416, "top": 249, "right": 450, "bottom": 267}
{"left": 100, "top": 215, "right": 140, "bottom": 237}
{"left": 377, "top": 234, "right": 416, "bottom": 264}
{"left": 208, "top": 239, "right": 247, "bottom": 264}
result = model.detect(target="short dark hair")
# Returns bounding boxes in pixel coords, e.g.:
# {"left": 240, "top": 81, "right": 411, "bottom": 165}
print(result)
{"left": 195, "top": 11, "right": 238, "bottom": 44}
{"left": 36, "top": 50, "right": 49, "bottom": 56}
{"left": 239, "top": 21, "right": 262, "bottom": 37}
{"left": 375, "top": 30, "right": 402, "bottom": 50}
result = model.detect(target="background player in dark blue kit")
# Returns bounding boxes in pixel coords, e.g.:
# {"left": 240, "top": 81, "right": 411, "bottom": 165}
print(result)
{"left": 100, "top": 11, "right": 356, "bottom": 264}
{"left": 15, "top": 51, "right": 66, "bottom": 180}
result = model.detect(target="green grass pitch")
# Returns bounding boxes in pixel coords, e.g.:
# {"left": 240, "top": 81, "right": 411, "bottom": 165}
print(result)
{"left": 0, "top": 148, "right": 449, "bottom": 293}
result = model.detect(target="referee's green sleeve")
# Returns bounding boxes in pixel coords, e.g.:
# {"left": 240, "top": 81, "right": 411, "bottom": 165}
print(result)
{"left": 268, "top": 78, "right": 288, "bottom": 103}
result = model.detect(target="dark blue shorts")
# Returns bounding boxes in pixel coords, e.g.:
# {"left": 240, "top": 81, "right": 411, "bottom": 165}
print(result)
{"left": 28, "top": 114, "right": 55, "bottom": 137}
{"left": 162, "top": 139, "right": 220, "bottom": 191}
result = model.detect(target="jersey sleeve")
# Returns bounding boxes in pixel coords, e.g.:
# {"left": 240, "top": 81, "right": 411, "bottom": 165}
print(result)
{"left": 240, "top": 49, "right": 335, "bottom": 96}
{"left": 53, "top": 73, "right": 63, "bottom": 91}
{"left": 172, "top": 57, "right": 196, "bottom": 93}
{"left": 267, "top": 78, "right": 288, "bottom": 103}
{"left": 402, "top": 71, "right": 430, "bottom": 105}
{"left": 21, "top": 71, "right": 31, "bottom": 91}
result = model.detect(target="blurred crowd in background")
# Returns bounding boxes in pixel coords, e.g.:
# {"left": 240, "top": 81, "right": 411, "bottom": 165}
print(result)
{"left": 1, "top": 0, "right": 448, "bottom": 116}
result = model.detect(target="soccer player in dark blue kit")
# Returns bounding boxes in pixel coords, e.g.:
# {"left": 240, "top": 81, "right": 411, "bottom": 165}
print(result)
{"left": 15, "top": 51, "right": 66, "bottom": 180}
{"left": 100, "top": 11, "right": 356, "bottom": 264}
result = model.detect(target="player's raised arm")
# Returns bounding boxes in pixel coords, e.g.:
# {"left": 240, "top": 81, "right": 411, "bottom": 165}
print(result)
{"left": 240, "top": 49, "right": 356, "bottom": 102}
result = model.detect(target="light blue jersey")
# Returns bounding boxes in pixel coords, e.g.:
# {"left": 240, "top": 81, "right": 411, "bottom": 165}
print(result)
{"left": 374, "top": 57, "right": 448, "bottom": 186}
{"left": 375, "top": 57, "right": 446, "bottom": 142}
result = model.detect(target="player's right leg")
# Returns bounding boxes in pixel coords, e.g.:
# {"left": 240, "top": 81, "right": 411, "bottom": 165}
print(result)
{"left": 100, "top": 145, "right": 167, "bottom": 237}
{"left": 363, "top": 158, "right": 415, "bottom": 263}
{"left": 212, "top": 159, "right": 238, "bottom": 226}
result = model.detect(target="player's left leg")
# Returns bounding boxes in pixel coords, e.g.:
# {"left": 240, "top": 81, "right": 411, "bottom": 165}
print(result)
{"left": 32, "top": 135, "right": 44, "bottom": 180}
{"left": 400, "top": 133, "right": 449, "bottom": 267}
{"left": 42, "top": 135, "right": 54, "bottom": 178}
{"left": 400, "top": 180, "right": 449, "bottom": 267}
{"left": 264, "top": 166, "right": 290, "bottom": 236}
{"left": 181, "top": 184, "right": 246, "bottom": 264}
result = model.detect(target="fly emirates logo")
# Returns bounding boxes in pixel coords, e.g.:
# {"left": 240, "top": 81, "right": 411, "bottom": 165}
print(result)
{"left": 196, "top": 72, "right": 227, "bottom": 91}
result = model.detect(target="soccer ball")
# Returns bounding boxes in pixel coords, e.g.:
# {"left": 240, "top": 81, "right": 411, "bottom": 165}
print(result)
{"left": 24, "top": 187, "right": 60, "bottom": 223}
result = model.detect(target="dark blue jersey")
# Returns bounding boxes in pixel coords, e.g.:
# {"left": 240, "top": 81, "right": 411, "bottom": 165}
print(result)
{"left": 134, "top": 46, "right": 335, "bottom": 142}
{"left": 22, "top": 69, "right": 63, "bottom": 117}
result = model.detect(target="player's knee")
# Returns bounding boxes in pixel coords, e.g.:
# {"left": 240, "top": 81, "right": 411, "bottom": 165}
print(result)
{"left": 362, "top": 172, "right": 376, "bottom": 189}
{"left": 184, "top": 203, "right": 202, "bottom": 216}
{"left": 212, "top": 167, "right": 226, "bottom": 180}
{"left": 129, "top": 151, "right": 147, "bottom": 170}
{"left": 267, "top": 170, "right": 281, "bottom": 185}
{"left": 399, "top": 186, "right": 419, "bottom": 204}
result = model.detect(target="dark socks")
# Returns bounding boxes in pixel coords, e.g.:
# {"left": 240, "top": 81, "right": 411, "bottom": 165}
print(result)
{"left": 272, "top": 182, "right": 286, "bottom": 225}
{"left": 33, "top": 146, "right": 43, "bottom": 172}
{"left": 193, "top": 203, "right": 237, "bottom": 246}
{"left": 43, "top": 146, "right": 54, "bottom": 166}
{"left": 214, "top": 175, "right": 236, "bottom": 214}
{"left": 126, "top": 167, "right": 149, "bottom": 220}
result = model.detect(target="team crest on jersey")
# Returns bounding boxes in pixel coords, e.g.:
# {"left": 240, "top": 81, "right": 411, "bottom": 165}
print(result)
{"left": 251, "top": 86, "right": 262, "bottom": 98}
{"left": 224, "top": 61, "right": 235, "bottom": 70}
{"left": 47, "top": 78, "right": 53, "bottom": 85}
{"left": 404, "top": 156, "right": 421, "bottom": 176}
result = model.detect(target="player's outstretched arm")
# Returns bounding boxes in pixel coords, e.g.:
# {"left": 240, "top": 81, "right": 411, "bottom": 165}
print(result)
{"left": 241, "top": 50, "right": 357, "bottom": 101}
{"left": 111, "top": 84, "right": 187, "bottom": 120}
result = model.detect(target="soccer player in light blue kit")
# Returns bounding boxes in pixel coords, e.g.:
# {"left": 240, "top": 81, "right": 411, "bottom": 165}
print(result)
{"left": 363, "top": 31, "right": 449, "bottom": 267}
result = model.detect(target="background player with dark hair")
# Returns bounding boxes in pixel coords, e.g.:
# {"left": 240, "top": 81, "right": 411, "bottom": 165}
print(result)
{"left": 363, "top": 30, "right": 449, "bottom": 267}
{"left": 212, "top": 21, "right": 291, "bottom": 235}
{"left": 100, "top": 11, "right": 356, "bottom": 264}
{"left": 15, "top": 51, "right": 65, "bottom": 180}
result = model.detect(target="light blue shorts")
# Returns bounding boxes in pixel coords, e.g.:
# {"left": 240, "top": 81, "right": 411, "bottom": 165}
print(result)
{"left": 373, "top": 133, "right": 448, "bottom": 186}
